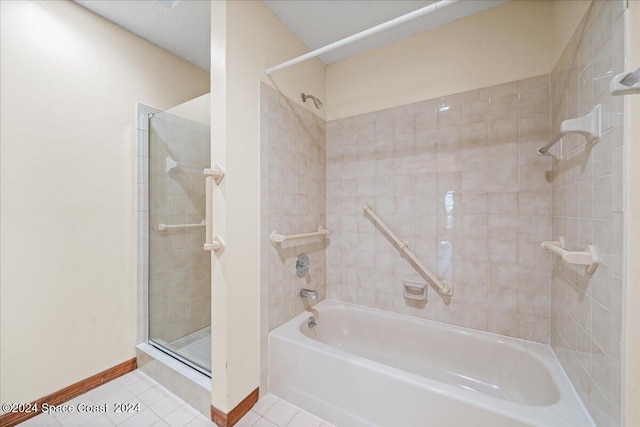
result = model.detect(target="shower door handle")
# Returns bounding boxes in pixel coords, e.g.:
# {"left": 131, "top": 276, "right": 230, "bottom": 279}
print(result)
{"left": 203, "top": 165, "right": 225, "bottom": 252}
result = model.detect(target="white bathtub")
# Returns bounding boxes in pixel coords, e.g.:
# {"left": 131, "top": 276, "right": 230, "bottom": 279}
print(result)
{"left": 268, "top": 300, "right": 594, "bottom": 427}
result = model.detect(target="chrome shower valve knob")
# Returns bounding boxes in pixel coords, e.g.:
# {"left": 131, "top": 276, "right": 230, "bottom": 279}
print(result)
{"left": 296, "top": 253, "right": 309, "bottom": 277}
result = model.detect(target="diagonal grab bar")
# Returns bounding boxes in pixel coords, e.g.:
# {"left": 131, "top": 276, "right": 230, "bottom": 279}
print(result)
{"left": 363, "top": 205, "right": 452, "bottom": 296}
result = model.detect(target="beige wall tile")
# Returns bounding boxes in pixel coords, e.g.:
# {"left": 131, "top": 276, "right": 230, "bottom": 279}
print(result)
{"left": 519, "top": 114, "right": 551, "bottom": 142}
{"left": 437, "top": 104, "right": 461, "bottom": 128}
{"left": 519, "top": 74, "right": 550, "bottom": 92}
{"left": 462, "top": 122, "right": 489, "bottom": 148}
{"left": 326, "top": 75, "right": 553, "bottom": 344}
{"left": 520, "top": 87, "right": 551, "bottom": 117}
{"left": 490, "top": 118, "right": 518, "bottom": 145}
{"left": 548, "top": 2, "right": 626, "bottom": 424}
{"left": 261, "top": 84, "right": 327, "bottom": 339}
{"left": 491, "top": 94, "right": 519, "bottom": 121}
{"left": 463, "top": 99, "right": 490, "bottom": 124}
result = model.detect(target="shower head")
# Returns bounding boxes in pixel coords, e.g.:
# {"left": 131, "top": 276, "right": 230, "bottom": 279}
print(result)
{"left": 301, "top": 93, "right": 323, "bottom": 109}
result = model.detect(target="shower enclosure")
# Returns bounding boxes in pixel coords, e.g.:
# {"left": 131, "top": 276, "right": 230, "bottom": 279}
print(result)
{"left": 142, "top": 105, "right": 212, "bottom": 375}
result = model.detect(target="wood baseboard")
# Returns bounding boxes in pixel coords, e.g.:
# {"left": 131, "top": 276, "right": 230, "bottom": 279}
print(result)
{"left": 0, "top": 358, "right": 137, "bottom": 427}
{"left": 210, "top": 388, "right": 259, "bottom": 427}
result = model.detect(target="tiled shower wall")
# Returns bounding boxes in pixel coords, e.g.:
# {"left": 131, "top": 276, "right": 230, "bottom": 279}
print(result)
{"left": 260, "top": 83, "right": 327, "bottom": 391}
{"left": 325, "top": 76, "right": 553, "bottom": 343}
{"left": 147, "top": 112, "right": 212, "bottom": 344}
{"left": 549, "top": 1, "right": 627, "bottom": 426}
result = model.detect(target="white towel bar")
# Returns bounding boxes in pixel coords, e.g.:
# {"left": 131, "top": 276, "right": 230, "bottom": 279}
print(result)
{"left": 270, "top": 227, "right": 329, "bottom": 244}
{"left": 540, "top": 236, "right": 599, "bottom": 274}
{"left": 155, "top": 221, "right": 205, "bottom": 231}
{"left": 363, "top": 205, "right": 452, "bottom": 296}
{"left": 538, "top": 104, "right": 603, "bottom": 154}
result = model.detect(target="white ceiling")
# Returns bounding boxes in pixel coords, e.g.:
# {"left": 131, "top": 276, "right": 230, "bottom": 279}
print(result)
{"left": 263, "top": 0, "right": 509, "bottom": 64}
{"left": 74, "top": 0, "right": 509, "bottom": 71}
{"left": 74, "top": 0, "right": 211, "bottom": 71}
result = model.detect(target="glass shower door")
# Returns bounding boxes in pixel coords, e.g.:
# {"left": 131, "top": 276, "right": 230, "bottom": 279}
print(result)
{"left": 147, "top": 110, "right": 212, "bottom": 375}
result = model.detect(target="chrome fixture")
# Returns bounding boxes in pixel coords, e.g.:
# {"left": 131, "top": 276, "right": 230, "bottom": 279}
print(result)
{"left": 307, "top": 315, "right": 317, "bottom": 328}
{"left": 296, "top": 253, "right": 310, "bottom": 277}
{"left": 300, "top": 288, "right": 318, "bottom": 300}
{"left": 538, "top": 132, "right": 563, "bottom": 155}
{"left": 301, "top": 93, "right": 323, "bottom": 109}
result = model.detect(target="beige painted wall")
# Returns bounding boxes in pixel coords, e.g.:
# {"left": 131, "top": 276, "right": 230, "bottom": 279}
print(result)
{"left": 0, "top": 0, "right": 209, "bottom": 406}
{"left": 167, "top": 93, "right": 211, "bottom": 126}
{"left": 325, "top": 1, "right": 554, "bottom": 120}
{"left": 625, "top": 1, "right": 640, "bottom": 424}
{"left": 325, "top": 0, "right": 592, "bottom": 122}
{"left": 209, "top": 0, "right": 325, "bottom": 412}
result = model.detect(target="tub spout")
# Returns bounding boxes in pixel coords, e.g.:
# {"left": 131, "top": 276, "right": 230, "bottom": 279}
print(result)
{"left": 300, "top": 288, "right": 318, "bottom": 300}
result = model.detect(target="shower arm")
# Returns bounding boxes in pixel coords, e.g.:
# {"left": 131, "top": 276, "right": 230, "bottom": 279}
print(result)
{"left": 301, "top": 93, "right": 323, "bottom": 109}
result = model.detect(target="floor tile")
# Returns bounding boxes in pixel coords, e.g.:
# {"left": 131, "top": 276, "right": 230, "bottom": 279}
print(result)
{"left": 149, "top": 394, "right": 185, "bottom": 418}
{"left": 169, "top": 326, "right": 211, "bottom": 371}
{"left": 117, "top": 370, "right": 148, "bottom": 388}
{"left": 85, "top": 416, "right": 115, "bottom": 426}
{"left": 84, "top": 380, "right": 125, "bottom": 401}
{"left": 19, "top": 412, "right": 60, "bottom": 426}
{"left": 253, "top": 418, "right": 279, "bottom": 427}
{"left": 185, "top": 414, "right": 218, "bottom": 426}
{"left": 52, "top": 396, "right": 87, "bottom": 422}
{"left": 286, "top": 410, "right": 323, "bottom": 427}
{"left": 56, "top": 410, "right": 102, "bottom": 426}
{"left": 125, "top": 375, "right": 158, "bottom": 395}
{"left": 137, "top": 385, "right": 168, "bottom": 407}
{"left": 246, "top": 394, "right": 333, "bottom": 427}
{"left": 252, "top": 393, "right": 280, "bottom": 416}
{"left": 119, "top": 408, "right": 161, "bottom": 427}
{"left": 235, "top": 410, "right": 261, "bottom": 427}
{"left": 162, "top": 404, "right": 200, "bottom": 427}
{"left": 263, "top": 400, "right": 299, "bottom": 426}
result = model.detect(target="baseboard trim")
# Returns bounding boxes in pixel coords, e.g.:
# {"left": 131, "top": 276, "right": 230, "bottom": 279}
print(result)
{"left": 210, "top": 388, "right": 259, "bottom": 427}
{"left": 0, "top": 358, "right": 137, "bottom": 427}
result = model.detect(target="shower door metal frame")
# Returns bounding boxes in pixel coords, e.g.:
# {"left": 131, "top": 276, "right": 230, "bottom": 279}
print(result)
{"left": 139, "top": 107, "right": 212, "bottom": 378}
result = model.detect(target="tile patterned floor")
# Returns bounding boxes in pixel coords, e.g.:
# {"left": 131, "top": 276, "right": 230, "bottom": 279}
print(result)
{"left": 19, "top": 370, "right": 333, "bottom": 427}
{"left": 235, "top": 393, "right": 334, "bottom": 427}
{"left": 170, "top": 326, "right": 211, "bottom": 372}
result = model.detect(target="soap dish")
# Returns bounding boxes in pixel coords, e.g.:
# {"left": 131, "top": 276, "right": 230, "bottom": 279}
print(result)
{"left": 403, "top": 280, "right": 427, "bottom": 301}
